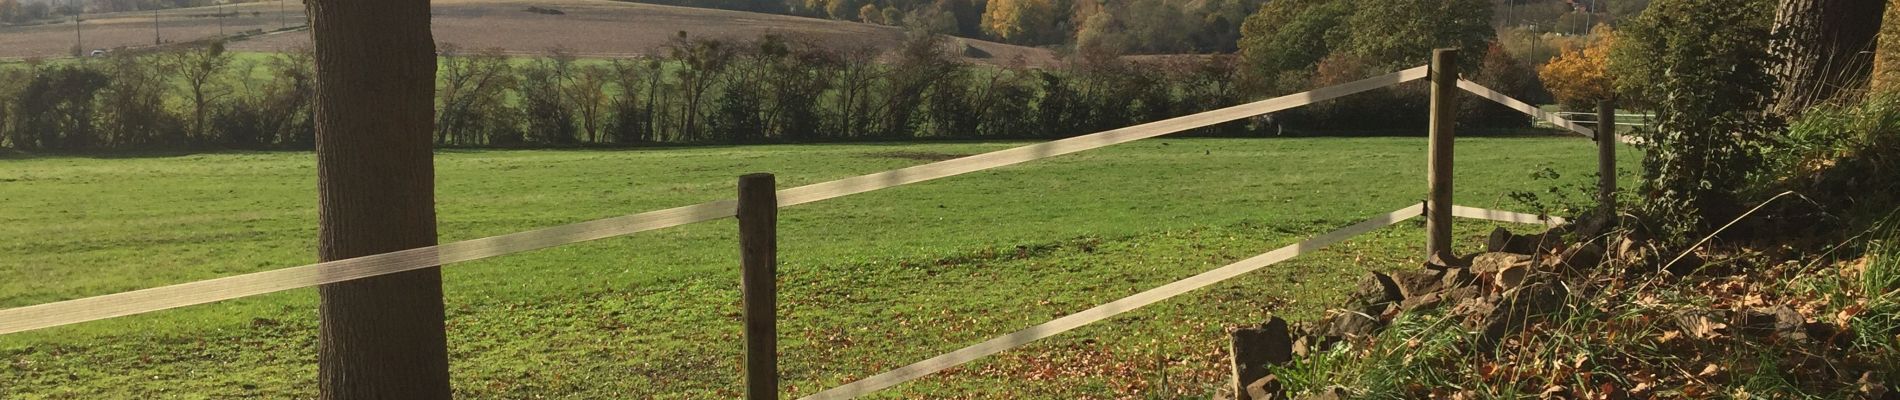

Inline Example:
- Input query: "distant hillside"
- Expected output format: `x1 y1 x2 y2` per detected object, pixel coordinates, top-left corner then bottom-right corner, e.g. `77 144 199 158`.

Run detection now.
0 0 1058 66
618 0 1263 53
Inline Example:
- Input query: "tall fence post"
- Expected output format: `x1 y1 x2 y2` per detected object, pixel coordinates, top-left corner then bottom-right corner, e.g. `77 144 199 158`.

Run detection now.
1596 100 1617 214
737 173 779 400
1426 48 1459 260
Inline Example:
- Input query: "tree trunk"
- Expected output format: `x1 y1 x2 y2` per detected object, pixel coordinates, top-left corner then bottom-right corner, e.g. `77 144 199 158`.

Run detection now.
1771 0 1884 116
1876 1 1900 94
306 0 450 399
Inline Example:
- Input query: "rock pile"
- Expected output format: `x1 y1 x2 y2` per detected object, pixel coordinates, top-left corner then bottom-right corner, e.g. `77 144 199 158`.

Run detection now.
1221 216 1869 399
1226 222 1613 399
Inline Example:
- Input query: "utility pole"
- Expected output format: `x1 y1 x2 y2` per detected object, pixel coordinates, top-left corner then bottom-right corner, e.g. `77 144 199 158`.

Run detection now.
218 1 225 36
154 8 161 45
72 0 82 58
279 0 286 29
1585 0 1596 32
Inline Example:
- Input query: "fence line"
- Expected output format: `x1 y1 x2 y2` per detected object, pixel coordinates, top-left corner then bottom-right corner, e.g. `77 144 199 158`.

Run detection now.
797 203 1563 400
1454 79 1596 138
0 66 1431 336
799 203 1428 400
1450 205 1566 227
776 66 1429 207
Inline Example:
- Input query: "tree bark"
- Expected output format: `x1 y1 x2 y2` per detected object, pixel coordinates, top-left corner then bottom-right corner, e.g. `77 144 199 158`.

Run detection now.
1876 1 1900 93
1771 0 1884 116
307 0 449 399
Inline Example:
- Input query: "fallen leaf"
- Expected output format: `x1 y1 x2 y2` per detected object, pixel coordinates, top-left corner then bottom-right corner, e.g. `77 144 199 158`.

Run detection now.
1698 364 1723 379
1541 385 1567 399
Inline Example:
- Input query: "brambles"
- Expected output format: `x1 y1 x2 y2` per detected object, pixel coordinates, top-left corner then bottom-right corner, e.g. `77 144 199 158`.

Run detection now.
1609 0 1779 241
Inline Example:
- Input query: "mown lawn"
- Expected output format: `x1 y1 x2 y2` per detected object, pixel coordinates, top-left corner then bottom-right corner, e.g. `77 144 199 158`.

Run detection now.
0 137 1639 398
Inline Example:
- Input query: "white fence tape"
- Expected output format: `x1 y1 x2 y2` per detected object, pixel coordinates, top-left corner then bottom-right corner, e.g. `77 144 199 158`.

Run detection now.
798 203 1426 400
1454 79 1596 138
1450 205 1566 227
800 204 1564 399
0 67 1431 335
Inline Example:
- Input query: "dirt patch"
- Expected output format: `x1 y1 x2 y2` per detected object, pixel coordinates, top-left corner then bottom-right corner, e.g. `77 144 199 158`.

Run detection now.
862 151 971 161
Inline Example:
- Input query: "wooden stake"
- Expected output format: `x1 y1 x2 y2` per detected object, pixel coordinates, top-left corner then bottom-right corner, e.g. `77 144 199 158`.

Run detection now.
738 173 779 400
1426 48 1459 260
1596 101 1617 213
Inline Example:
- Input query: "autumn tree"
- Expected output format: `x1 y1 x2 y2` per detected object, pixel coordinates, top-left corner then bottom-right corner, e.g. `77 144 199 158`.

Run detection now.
1539 26 1617 109
981 0 1063 44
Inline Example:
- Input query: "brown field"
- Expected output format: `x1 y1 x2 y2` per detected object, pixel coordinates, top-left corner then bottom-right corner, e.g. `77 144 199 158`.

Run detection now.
0 0 1058 66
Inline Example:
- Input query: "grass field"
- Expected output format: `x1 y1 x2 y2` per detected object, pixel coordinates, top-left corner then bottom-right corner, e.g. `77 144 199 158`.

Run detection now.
0 137 1639 398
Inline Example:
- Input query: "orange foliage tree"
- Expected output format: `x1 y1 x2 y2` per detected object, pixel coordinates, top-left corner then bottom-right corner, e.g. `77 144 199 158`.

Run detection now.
1538 25 1618 109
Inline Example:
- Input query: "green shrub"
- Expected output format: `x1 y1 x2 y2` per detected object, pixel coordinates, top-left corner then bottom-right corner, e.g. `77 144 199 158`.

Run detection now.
1608 0 1778 241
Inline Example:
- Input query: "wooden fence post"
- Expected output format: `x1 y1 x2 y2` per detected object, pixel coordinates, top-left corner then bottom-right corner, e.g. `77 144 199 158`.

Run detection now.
738 173 779 400
1596 101 1617 214
1426 48 1459 260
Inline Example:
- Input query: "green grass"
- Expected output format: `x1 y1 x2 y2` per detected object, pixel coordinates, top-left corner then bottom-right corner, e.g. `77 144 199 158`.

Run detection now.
0 137 1639 398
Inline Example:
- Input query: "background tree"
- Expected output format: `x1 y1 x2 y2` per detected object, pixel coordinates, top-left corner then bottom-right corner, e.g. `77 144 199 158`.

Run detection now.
1464 42 1542 127
166 41 234 144
565 64 613 143
0 65 22 148
980 0 1063 44
828 46 883 138
214 51 316 149
1236 0 1348 95
436 44 517 146
1235 0 1495 130
11 65 109 151
1768 0 1884 117
304 0 452 397
1539 26 1617 109
669 35 736 141
97 53 180 148
755 35 832 141
607 58 664 143
518 48 578 145
265 49 317 147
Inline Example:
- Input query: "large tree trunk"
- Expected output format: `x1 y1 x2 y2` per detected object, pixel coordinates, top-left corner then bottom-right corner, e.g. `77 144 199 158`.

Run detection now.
306 0 450 399
1876 1 1900 93
1770 0 1884 116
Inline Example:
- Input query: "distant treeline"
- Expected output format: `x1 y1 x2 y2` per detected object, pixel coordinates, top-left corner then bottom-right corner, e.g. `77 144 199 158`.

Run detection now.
0 34 1261 152
0 26 1547 153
